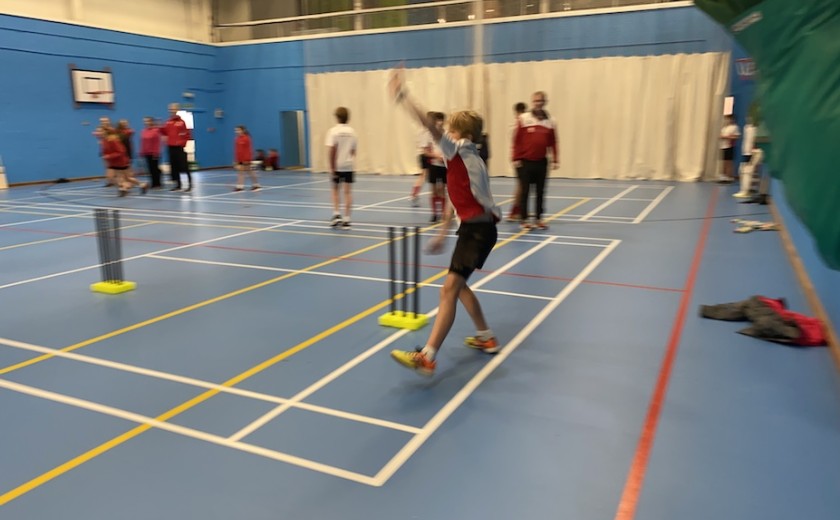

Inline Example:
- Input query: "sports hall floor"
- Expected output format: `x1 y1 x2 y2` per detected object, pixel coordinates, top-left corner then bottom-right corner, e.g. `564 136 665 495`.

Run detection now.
0 170 838 520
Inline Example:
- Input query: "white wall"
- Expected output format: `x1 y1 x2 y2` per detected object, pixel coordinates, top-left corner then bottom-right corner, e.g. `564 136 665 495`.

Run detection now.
0 0 213 42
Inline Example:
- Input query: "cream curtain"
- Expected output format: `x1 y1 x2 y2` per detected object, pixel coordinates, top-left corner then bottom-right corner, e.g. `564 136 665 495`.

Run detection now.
306 52 729 181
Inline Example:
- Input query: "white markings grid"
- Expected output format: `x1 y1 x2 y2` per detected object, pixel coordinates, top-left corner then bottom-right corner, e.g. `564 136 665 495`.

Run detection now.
0 177 665 484
0 236 617 486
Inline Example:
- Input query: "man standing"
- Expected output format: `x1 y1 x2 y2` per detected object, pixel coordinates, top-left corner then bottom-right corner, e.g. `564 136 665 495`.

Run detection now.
512 91 559 230
161 103 192 192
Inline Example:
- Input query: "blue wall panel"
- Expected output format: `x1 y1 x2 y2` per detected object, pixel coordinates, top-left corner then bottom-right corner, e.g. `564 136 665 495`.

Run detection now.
214 42 306 166
301 27 473 73
485 7 732 62
0 15 218 184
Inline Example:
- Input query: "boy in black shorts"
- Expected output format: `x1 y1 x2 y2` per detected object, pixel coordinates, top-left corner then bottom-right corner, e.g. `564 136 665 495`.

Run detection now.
325 107 358 228
389 67 501 377
426 112 448 222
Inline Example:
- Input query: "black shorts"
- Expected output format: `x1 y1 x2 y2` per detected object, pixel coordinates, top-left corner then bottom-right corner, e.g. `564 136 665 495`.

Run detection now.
449 221 497 280
333 171 354 184
418 154 429 170
110 166 129 171
742 154 752 163
427 165 447 185
722 148 734 161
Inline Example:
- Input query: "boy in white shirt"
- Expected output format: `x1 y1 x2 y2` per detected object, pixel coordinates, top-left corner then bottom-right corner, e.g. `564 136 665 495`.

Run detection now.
325 107 358 228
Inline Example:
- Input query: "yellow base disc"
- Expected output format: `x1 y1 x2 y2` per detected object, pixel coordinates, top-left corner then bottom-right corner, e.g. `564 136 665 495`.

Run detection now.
90 281 137 294
378 311 429 331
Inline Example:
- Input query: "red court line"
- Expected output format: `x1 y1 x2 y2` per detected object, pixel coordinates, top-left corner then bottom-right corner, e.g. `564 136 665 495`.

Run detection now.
0 226 683 294
614 186 719 520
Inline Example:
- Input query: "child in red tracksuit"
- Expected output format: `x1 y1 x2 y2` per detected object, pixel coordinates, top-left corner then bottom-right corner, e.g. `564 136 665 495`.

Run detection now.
102 129 147 197
233 126 260 191
266 149 280 170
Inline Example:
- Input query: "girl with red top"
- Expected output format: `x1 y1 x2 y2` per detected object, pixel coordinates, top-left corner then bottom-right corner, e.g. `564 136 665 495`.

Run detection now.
141 117 163 188
102 128 148 197
94 117 116 187
233 126 260 191
117 120 135 162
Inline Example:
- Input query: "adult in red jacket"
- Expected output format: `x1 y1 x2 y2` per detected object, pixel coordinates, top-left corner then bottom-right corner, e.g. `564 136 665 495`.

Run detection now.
512 91 559 230
233 126 260 191
160 103 192 192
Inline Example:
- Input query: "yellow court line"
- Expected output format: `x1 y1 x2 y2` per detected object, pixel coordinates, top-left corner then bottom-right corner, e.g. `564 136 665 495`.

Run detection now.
148 220 385 241
0 227 430 377
0 198 589 506
0 223 152 252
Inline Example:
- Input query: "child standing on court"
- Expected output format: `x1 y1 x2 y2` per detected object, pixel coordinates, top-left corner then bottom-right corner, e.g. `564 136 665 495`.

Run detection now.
388 67 501 377
141 117 163 188
326 107 358 229
233 126 261 191
426 112 449 223
102 128 148 197
507 102 527 221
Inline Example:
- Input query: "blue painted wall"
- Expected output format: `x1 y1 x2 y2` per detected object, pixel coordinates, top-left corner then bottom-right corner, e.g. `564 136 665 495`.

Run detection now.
485 7 732 62
214 42 306 168
301 26 473 73
0 14 219 184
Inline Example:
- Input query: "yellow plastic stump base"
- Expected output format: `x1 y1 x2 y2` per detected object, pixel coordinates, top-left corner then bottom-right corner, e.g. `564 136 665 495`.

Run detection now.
90 280 137 294
379 311 429 331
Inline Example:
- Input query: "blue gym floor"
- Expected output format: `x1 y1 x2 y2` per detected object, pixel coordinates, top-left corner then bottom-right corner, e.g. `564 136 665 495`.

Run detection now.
1 171 839 520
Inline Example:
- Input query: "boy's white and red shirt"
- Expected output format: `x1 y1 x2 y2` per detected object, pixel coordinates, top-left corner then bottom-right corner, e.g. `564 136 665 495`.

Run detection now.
438 134 500 223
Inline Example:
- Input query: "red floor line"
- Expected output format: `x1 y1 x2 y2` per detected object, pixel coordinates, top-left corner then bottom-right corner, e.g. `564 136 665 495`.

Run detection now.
613 187 719 520
1 225 685 294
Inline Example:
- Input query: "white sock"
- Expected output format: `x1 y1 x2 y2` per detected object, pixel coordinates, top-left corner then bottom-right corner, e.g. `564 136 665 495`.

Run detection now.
476 329 494 341
420 345 437 360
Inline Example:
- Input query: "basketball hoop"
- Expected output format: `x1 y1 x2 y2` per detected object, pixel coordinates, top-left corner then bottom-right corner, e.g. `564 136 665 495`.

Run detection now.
736 58 756 80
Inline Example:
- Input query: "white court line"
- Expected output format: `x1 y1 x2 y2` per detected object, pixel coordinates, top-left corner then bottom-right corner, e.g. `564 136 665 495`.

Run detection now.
227 235 559 442
633 186 674 223
2 200 305 227
194 179 330 200
0 378 379 485
1 199 621 244
554 215 636 223
373 239 620 486
545 196 656 202
579 185 638 221
0 212 90 229
149 254 555 301
0 220 304 292
42 190 430 217
0 336 419 434
356 194 415 210
0 223 151 252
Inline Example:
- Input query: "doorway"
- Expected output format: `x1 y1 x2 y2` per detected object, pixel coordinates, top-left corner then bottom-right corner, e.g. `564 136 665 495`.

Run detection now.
280 110 305 168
